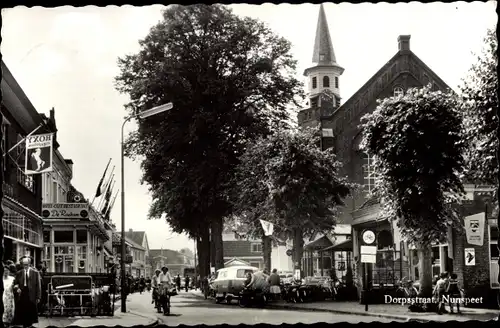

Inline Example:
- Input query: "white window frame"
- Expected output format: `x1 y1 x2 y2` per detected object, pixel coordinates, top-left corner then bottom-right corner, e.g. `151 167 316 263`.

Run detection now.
488 226 499 289
393 86 404 97
362 152 377 193
251 243 262 253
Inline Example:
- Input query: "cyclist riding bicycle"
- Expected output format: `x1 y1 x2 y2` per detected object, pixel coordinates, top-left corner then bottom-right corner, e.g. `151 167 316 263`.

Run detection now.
158 266 174 315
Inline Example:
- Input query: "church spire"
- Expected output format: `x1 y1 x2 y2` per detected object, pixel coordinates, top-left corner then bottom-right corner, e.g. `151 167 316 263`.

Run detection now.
312 4 336 65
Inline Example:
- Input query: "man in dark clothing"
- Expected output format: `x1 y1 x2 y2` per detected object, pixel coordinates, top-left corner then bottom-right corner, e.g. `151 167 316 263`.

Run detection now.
185 275 190 292
175 274 181 291
268 269 281 300
12 257 41 328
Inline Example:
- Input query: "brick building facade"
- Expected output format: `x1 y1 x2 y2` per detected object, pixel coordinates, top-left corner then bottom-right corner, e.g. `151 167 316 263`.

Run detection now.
297 5 498 307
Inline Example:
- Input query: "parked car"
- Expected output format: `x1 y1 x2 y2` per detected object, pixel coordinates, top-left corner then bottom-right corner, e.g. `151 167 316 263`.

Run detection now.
212 266 259 304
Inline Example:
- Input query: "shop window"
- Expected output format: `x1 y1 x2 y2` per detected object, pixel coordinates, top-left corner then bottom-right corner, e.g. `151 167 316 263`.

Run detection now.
76 230 87 244
489 226 499 288
54 246 74 273
54 230 74 243
43 231 50 243
77 245 87 273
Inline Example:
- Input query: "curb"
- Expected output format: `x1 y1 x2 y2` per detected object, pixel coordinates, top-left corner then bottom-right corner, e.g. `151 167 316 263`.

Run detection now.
188 292 407 321
128 311 159 327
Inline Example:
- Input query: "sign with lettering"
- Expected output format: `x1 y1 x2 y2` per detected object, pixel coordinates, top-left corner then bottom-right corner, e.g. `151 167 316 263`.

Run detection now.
25 133 53 175
464 213 485 246
42 203 89 219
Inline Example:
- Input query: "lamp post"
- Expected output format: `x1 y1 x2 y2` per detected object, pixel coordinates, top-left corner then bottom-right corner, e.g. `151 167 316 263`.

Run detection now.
120 102 173 312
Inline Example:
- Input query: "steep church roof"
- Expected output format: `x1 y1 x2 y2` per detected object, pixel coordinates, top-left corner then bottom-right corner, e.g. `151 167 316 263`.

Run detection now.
312 4 337 65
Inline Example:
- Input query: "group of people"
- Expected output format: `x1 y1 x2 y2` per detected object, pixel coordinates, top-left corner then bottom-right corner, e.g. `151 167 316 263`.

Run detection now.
243 268 282 300
2 257 42 328
433 272 462 314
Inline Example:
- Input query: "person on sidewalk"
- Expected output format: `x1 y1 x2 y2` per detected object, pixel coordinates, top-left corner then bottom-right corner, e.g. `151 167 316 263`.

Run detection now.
433 272 449 315
12 257 41 328
3 264 16 326
175 274 181 291
446 273 462 314
151 269 161 305
268 269 281 301
139 275 146 294
185 275 190 292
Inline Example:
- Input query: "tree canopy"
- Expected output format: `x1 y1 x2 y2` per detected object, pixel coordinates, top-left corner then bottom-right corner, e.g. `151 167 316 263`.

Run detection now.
114 4 303 237
232 127 353 239
460 28 498 186
360 85 466 247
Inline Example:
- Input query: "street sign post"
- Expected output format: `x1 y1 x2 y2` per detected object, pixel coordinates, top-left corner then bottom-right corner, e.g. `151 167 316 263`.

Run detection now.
361 229 377 312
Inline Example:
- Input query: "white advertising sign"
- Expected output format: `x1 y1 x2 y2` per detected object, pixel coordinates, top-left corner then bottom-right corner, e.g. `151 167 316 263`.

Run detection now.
360 245 377 255
464 213 485 246
42 203 89 219
294 269 301 280
25 133 54 175
464 248 476 266
361 254 376 263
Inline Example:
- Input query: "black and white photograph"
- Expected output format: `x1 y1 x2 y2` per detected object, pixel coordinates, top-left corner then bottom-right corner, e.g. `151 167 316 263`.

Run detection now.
0 1 499 327
25 133 54 175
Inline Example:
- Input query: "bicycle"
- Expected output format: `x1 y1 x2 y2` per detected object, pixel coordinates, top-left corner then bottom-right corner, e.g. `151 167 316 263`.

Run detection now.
159 284 171 316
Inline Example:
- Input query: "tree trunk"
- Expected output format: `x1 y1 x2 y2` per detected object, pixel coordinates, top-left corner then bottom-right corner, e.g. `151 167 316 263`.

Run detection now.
292 227 304 277
262 235 272 273
417 245 433 297
0 112 4 323
197 224 211 277
210 216 224 270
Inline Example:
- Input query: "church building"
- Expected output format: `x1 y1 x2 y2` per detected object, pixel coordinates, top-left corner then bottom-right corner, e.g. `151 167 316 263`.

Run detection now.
298 4 498 306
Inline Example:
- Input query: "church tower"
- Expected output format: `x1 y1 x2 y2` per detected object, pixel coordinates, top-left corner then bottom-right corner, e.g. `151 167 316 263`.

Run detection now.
304 4 344 110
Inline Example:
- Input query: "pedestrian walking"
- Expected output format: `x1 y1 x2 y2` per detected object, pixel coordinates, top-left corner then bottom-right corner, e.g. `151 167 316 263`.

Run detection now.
12 257 41 328
433 272 449 315
3 264 16 326
175 274 181 291
185 275 190 292
268 269 281 301
446 273 462 314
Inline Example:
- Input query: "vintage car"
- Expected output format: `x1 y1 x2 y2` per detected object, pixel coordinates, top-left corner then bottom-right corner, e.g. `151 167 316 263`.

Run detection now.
212 266 259 304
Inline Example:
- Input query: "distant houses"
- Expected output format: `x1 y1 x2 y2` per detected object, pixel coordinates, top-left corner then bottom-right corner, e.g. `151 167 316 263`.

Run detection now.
149 248 194 276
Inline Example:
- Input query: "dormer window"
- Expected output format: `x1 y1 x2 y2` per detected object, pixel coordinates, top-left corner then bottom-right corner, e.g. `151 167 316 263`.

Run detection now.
393 86 404 97
323 76 330 88
312 77 317 89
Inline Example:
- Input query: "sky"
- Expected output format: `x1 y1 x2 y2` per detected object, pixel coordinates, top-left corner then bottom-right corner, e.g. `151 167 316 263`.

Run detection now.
1 2 496 252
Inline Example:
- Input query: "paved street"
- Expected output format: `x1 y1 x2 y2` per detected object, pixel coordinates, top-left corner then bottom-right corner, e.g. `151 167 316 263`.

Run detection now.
126 290 401 325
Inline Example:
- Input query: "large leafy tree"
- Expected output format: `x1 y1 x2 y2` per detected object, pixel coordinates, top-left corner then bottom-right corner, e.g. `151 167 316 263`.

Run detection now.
232 127 352 273
460 28 498 186
360 85 466 299
460 28 499 286
114 4 303 274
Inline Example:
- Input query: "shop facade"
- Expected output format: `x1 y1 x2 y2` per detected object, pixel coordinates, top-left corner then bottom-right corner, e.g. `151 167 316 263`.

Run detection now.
351 185 499 306
42 203 110 273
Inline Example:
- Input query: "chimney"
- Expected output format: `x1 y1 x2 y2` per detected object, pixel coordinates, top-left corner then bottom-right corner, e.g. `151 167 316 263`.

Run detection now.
398 35 411 52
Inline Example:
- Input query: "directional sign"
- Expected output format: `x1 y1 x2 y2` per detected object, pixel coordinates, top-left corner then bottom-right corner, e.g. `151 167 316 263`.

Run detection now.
361 246 377 255
464 248 475 266
361 254 376 263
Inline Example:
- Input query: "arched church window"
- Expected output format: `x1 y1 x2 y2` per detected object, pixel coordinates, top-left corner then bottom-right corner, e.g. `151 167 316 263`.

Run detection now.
362 152 378 193
323 76 330 88
312 77 317 89
335 76 339 89
393 86 404 97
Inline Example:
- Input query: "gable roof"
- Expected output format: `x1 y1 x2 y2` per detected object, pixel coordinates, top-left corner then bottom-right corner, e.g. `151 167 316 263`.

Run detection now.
224 258 251 267
125 230 145 246
149 249 187 265
223 240 259 258
112 232 145 250
332 40 453 121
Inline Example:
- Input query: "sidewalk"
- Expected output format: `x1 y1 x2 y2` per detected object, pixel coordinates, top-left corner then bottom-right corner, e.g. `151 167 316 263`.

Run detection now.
38 298 158 328
190 290 499 322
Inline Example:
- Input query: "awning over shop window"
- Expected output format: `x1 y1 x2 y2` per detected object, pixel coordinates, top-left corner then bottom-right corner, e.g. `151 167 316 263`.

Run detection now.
321 239 353 252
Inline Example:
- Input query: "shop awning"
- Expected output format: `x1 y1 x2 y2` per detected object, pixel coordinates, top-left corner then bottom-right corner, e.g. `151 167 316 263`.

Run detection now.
321 239 353 252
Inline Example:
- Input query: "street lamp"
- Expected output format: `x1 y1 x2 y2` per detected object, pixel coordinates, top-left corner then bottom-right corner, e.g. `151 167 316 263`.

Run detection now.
120 102 173 312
